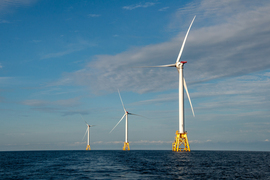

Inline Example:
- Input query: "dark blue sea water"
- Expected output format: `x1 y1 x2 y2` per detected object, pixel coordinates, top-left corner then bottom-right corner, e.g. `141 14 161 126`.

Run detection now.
0 150 270 179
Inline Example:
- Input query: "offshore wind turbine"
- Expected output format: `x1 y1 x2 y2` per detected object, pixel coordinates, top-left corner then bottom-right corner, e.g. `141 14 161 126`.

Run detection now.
110 90 139 150
81 115 94 150
145 16 196 151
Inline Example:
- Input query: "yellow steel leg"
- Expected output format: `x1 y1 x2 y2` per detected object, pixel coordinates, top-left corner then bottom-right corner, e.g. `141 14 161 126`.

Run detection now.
172 130 190 152
123 142 130 151
86 145 91 150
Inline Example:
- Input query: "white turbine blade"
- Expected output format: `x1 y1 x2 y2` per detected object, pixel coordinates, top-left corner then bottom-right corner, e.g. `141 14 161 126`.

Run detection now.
176 15 196 63
82 128 88 141
118 89 126 112
109 114 126 133
135 64 176 68
183 78 195 117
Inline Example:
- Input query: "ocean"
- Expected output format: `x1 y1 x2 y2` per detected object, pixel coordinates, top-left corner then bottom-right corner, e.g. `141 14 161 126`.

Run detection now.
0 150 270 179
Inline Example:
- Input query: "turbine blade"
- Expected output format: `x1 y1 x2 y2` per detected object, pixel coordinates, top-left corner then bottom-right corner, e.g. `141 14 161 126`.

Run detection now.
82 128 88 141
176 15 196 63
80 114 89 126
134 64 176 68
128 113 149 119
118 89 126 112
183 78 195 117
109 114 126 133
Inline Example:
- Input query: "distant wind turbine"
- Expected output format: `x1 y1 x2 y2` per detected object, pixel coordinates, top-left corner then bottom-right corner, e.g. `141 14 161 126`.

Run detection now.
81 115 95 150
143 16 196 151
110 90 141 150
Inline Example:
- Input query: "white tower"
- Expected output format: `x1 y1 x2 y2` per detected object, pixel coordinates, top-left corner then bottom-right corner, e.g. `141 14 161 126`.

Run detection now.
81 116 94 151
86 124 91 150
110 90 142 150
143 16 196 151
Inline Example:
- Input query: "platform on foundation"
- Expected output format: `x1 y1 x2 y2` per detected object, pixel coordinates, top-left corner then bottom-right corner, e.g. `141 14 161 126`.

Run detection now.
86 145 91 150
172 130 190 152
123 142 130 151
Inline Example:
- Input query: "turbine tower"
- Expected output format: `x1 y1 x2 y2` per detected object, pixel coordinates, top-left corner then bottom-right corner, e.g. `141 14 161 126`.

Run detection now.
146 16 196 151
82 116 94 150
110 90 139 150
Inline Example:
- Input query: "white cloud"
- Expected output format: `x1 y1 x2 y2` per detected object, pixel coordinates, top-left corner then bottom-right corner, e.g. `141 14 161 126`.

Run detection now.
0 0 36 12
41 50 76 59
0 20 10 23
123 2 156 10
21 97 87 116
31 40 41 43
40 39 95 59
52 0 270 95
159 7 169 11
134 93 177 105
23 99 48 106
0 77 12 83
88 14 100 17
22 97 81 107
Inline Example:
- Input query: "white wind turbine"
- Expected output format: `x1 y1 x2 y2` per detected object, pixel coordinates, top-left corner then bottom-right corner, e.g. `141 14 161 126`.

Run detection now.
109 90 140 150
145 16 196 151
81 115 94 150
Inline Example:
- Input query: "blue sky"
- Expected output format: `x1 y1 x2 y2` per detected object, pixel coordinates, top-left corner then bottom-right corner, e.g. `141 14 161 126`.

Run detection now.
1 0 270 151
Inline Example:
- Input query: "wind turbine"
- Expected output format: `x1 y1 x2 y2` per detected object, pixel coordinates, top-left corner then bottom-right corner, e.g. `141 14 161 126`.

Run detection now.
110 90 139 150
81 115 94 150
145 16 196 151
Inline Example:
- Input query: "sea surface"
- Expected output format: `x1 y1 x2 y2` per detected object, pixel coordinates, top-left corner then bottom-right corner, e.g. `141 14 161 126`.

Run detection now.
0 150 270 179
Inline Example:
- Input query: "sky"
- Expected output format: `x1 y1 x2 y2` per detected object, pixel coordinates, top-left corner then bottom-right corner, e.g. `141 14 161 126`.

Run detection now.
1 0 270 151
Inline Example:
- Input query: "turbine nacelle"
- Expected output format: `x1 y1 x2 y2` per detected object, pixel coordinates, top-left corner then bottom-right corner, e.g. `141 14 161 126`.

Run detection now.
176 61 187 69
